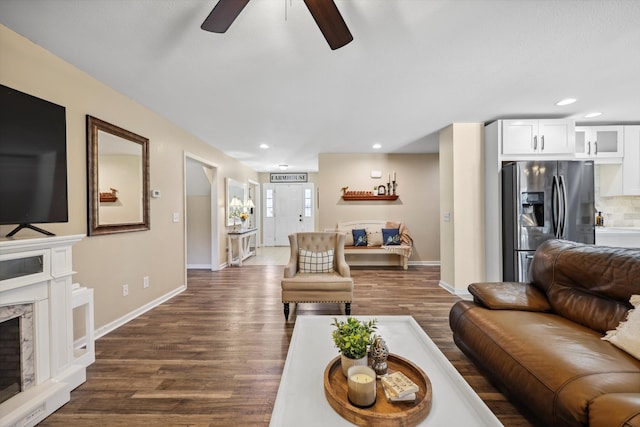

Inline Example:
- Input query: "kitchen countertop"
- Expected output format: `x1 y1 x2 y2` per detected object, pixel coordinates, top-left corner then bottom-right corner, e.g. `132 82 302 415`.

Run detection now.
595 227 640 248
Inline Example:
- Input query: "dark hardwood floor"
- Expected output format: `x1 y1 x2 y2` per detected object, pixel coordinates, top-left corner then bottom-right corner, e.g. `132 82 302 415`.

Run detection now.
39 265 537 426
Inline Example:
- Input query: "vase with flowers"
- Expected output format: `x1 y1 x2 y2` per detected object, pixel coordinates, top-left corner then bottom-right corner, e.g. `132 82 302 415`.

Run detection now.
239 212 250 229
331 317 377 376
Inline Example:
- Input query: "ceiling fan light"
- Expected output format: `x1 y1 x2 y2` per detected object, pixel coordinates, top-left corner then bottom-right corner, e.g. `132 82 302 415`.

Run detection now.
555 98 577 106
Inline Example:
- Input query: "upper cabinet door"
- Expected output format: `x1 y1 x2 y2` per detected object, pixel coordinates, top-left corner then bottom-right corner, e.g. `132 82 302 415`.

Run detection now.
537 120 574 154
622 126 640 194
502 119 574 156
575 126 624 160
502 120 538 155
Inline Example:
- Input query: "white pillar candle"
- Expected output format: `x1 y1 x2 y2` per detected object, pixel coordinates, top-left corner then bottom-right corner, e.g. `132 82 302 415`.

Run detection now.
347 365 377 407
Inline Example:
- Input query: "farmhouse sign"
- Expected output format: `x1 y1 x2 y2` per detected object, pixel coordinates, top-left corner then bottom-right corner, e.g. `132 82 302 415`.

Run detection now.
270 173 308 183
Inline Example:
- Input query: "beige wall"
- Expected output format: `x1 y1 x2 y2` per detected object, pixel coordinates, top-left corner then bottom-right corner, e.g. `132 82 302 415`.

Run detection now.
186 195 212 267
317 153 440 263
0 25 258 331
439 123 485 293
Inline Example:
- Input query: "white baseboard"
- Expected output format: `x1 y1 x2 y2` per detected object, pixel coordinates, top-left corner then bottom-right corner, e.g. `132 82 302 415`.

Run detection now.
408 261 441 267
438 280 471 298
94 285 187 340
187 263 213 269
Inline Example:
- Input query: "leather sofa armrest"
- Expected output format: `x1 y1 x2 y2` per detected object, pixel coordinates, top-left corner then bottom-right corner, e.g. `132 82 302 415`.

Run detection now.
589 393 640 427
468 282 551 312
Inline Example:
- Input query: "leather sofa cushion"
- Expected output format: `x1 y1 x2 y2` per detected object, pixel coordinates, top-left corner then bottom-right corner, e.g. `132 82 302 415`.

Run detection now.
589 393 640 427
530 240 640 333
469 282 551 311
450 300 640 426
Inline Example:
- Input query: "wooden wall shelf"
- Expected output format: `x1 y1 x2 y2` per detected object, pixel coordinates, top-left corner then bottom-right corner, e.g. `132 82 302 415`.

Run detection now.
342 195 399 201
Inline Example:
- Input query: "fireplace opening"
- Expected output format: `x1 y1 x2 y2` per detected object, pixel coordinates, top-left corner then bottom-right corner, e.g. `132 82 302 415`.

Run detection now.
0 316 21 404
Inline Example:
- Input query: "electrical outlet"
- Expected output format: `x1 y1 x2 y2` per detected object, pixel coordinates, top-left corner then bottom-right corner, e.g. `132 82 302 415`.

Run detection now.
123 284 129 296
143 276 149 288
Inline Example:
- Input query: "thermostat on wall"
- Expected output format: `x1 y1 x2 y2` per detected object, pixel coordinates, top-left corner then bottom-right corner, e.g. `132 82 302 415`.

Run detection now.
370 170 382 179
151 190 161 198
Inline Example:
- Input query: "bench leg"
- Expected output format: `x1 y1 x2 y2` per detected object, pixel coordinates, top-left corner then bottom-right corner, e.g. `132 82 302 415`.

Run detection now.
345 303 351 315
283 303 290 320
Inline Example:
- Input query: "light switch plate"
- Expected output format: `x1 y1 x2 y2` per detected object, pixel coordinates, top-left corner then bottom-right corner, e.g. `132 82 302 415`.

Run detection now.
172 212 179 223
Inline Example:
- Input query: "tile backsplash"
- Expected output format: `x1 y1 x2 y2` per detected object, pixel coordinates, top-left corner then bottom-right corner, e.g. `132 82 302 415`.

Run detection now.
594 166 640 227
595 196 640 227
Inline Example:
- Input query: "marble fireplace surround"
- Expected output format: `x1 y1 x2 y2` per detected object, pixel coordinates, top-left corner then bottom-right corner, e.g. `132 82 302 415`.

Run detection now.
0 235 86 427
0 303 35 403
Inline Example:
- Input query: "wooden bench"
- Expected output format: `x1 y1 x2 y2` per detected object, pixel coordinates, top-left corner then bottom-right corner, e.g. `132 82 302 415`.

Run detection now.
328 221 412 270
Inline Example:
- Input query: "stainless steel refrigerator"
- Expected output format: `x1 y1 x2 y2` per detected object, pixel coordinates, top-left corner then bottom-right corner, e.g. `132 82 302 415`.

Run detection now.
502 160 595 282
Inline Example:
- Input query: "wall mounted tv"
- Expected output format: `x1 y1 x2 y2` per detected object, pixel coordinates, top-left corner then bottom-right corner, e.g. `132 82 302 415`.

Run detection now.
0 84 68 237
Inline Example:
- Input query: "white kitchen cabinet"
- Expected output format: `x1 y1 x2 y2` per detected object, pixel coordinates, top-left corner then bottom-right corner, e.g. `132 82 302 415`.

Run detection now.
502 119 574 156
622 125 640 194
575 126 624 162
597 126 640 196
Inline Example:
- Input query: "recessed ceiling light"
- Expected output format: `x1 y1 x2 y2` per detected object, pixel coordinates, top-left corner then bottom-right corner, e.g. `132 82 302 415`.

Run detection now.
278 164 288 170
259 143 269 149
372 143 382 149
555 98 577 106
584 112 603 118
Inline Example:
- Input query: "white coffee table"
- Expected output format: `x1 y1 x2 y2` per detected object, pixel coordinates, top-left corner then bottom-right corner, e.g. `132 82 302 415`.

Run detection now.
271 315 503 426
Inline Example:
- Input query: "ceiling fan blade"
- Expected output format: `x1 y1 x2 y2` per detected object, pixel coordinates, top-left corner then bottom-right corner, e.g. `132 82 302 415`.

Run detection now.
201 0 250 33
303 0 353 50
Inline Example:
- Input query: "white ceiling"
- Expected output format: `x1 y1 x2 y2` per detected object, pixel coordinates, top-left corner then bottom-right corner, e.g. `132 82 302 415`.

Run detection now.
1 0 639 172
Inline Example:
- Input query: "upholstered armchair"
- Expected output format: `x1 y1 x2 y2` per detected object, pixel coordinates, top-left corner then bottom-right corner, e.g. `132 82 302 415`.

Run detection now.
281 232 354 321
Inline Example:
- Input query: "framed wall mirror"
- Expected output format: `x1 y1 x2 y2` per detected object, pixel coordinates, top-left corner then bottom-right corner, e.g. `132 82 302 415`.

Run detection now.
87 115 150 236
226 178 246 227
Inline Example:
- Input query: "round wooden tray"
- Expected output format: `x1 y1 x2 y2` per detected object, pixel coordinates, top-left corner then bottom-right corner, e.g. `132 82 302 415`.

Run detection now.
323 354 432 427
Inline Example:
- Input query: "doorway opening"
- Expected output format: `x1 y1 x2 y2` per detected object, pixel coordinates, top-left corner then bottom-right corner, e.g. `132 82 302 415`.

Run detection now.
184 154 220 271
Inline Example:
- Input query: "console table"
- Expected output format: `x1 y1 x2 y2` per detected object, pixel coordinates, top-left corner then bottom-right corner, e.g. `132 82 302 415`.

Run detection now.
227 228 257 267
271 316 502 426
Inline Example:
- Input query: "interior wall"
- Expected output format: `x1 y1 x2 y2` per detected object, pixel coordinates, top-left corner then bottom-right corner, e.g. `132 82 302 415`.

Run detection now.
186 196 212 268
439 123 485 293
0 25 258 331
439 127 455 287
317 153 440 263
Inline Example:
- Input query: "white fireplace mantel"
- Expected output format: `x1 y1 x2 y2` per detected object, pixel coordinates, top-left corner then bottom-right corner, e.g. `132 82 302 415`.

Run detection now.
0 234 87 427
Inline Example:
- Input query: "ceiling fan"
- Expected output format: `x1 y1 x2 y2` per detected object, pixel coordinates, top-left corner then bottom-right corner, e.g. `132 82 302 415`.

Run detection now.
201 0 353 50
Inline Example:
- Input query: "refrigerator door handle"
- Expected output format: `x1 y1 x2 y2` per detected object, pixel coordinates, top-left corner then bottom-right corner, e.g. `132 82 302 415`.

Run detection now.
552 176 560 237
559 175 568 238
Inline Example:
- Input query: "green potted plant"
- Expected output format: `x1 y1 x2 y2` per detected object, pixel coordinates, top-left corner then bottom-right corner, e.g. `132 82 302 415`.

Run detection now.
331 317 377 376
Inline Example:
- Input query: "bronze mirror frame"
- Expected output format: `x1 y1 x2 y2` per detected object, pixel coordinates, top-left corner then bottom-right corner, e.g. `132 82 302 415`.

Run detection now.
86 115 150 236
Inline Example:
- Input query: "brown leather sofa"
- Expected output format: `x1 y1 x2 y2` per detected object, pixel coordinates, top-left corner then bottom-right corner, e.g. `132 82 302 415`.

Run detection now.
449 240 640 427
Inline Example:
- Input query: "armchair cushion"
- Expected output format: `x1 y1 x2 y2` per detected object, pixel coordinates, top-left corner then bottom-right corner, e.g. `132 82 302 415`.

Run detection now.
298 248 334 273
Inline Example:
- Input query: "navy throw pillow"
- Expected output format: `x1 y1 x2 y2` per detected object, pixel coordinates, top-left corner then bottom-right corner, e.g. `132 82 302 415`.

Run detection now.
382 228 401 245
352 229 368 246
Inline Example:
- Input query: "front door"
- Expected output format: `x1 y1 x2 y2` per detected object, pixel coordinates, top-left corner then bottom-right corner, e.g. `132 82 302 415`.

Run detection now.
263 183 314 246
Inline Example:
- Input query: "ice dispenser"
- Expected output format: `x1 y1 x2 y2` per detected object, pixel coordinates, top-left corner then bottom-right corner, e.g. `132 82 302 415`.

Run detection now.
520 192 544 227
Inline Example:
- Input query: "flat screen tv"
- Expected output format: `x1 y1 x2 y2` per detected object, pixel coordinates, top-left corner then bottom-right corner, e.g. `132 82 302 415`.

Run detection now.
0 84 68 237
